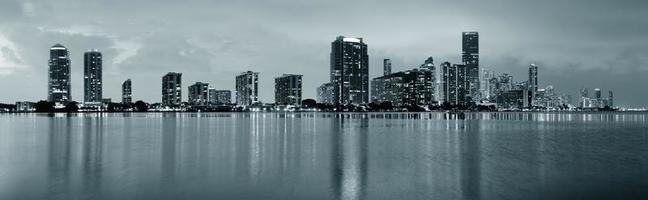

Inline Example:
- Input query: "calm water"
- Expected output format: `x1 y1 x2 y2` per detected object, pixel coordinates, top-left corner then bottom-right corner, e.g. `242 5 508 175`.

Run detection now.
1 112 647 200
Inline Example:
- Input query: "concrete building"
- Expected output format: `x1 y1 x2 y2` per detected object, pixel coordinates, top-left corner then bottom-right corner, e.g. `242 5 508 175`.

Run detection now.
188 82 209 105
209 89 231 104
371 68 434 106
162 72 182 106
317 82 336 105
235 71 259 105
274 74 303 105
122 79 132 104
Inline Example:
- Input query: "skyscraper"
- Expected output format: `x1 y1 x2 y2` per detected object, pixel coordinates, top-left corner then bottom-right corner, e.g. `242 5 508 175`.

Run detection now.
608 90 614 108
235 71 259 105
48 44 71 104
188 82 209 105
462 32 479 102
580 87 589 108
122 79 132 104
441 62 469 105
420 57 436 101
274 74 303 105
383 59 392 76
84 50 102 103
528 64 538 104
594 88 602 108
208 89 231 104
330 36 369 106
162 72 182 106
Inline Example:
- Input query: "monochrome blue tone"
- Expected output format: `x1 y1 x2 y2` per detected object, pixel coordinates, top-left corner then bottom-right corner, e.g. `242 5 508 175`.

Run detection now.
1 112 647 199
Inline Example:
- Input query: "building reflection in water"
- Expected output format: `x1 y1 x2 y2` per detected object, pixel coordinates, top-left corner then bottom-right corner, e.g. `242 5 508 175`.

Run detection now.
459 120 481 200
331 114 369 200
81 114 104 197
47 116 73 198
160 113 179 188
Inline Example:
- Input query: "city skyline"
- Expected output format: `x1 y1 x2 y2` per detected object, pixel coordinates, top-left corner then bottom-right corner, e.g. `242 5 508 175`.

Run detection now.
1 0 647 107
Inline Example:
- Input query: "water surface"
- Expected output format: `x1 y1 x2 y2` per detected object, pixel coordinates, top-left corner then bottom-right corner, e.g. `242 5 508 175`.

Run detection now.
1 112 647 199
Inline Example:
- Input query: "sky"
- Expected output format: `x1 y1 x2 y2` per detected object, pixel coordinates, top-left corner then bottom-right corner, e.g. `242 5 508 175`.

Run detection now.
0 0 647 107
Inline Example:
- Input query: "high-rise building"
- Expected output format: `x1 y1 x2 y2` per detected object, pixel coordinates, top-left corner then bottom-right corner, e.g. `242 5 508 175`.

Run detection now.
383 59 392 76
208 89 231 104
528 64 538 104
371 68 434 106
330 36 369 106
317 82 336 105
441 62 469 105
594 88 602 108
235 71 259 105
420 57 436 101
162 72 182 106
84 50 102 103
122 79 132 104
481 69 494 100
274 74 303 105
579 87 589 108
48 44 72 104
608 90 614 108
188 82 209 105
462 32 479 102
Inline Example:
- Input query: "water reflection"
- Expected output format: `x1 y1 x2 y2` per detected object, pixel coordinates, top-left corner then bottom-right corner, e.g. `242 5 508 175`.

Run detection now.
47 117 72 198
0 112 645 199
331 116 369 200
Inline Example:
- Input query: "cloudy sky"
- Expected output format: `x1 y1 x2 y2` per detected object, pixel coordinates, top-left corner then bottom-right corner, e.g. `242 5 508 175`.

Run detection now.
0 0 647 107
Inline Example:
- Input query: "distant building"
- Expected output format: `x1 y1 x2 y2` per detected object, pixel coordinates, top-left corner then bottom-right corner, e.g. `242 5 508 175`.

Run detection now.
371 68 434 107
330 36 369 105
122 79 132 104
608 90 614 108
188 82 209 105
235 71 259 105
101 98 112 104
593 88 602 108
462 32 479 101
317 82 336 105
497 89 531 109
16 102 35 112
440 62 469 105
162 72 182 106
420 57 436 101
528 64 538 104
84 50 102 103
48 44 72 104
275 74 303 105
383 59 392 76
481 69 495 100
209 89 231 104
579 87 589 108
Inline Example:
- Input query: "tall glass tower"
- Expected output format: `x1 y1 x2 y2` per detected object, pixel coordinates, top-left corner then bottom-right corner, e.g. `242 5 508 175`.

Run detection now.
330 36 369 106
462 32 479 102
84 50 103 103
48 44 71 104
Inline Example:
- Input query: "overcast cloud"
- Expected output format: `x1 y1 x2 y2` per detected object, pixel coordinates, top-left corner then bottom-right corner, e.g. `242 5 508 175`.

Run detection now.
1 0 647 107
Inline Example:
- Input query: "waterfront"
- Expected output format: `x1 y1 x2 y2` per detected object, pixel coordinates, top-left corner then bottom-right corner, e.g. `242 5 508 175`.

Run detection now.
1 112 647 199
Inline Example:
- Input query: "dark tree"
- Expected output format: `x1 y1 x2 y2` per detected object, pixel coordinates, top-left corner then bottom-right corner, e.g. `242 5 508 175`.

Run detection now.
64 101 79 112
380 101 394 111
35 101 55 113
134 101 148 112
107 103 125 112
301 99 317 108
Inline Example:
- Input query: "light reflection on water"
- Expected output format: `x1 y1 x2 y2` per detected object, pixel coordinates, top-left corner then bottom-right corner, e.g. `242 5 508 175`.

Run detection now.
0 112 647 200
